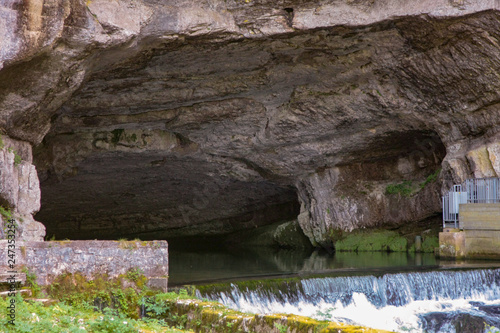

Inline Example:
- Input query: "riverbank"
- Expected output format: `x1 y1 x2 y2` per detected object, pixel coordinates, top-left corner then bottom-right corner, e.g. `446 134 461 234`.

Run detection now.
0 294 190 332
0 271 389 333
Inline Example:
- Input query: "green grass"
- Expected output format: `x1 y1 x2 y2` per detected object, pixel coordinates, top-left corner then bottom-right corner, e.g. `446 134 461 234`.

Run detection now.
0 294 189 333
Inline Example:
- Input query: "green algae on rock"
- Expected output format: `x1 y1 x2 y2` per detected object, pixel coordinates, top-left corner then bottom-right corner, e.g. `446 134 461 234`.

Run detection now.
159 298 394 333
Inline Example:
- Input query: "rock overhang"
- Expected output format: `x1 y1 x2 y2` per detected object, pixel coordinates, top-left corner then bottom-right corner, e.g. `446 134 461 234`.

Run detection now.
0 0 500 245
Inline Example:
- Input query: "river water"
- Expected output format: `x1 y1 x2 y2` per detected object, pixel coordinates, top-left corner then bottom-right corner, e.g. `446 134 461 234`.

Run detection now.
169 247 500 332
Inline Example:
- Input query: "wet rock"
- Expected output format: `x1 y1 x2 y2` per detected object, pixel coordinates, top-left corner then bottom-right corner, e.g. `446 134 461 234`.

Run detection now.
227 219 312 249
422 312 486 333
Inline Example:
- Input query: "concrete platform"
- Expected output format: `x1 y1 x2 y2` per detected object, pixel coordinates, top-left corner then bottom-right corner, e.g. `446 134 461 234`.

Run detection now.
439 204 500 259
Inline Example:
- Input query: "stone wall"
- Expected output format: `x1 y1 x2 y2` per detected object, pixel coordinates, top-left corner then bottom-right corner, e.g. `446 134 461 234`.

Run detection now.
0 240 168 290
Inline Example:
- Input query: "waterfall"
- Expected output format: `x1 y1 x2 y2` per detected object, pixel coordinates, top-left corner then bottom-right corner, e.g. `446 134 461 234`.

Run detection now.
198 269 500 333
302 269 500 307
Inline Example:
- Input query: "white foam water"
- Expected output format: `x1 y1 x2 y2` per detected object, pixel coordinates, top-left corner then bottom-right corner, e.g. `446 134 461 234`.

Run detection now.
200 269 500 333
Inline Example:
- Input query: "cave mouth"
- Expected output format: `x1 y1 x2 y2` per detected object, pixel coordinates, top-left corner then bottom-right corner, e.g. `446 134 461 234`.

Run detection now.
34 149 301 242
33 129 446 243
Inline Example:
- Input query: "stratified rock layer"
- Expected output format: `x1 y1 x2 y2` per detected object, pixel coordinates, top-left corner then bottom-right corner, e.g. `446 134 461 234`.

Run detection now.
1 0 500 246
0 135 44 241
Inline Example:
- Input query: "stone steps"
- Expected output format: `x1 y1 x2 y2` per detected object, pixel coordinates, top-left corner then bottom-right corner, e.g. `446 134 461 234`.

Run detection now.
0 273 26 285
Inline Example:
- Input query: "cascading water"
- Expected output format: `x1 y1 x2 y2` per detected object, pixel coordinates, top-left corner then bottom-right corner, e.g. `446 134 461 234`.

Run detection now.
197 269 500 333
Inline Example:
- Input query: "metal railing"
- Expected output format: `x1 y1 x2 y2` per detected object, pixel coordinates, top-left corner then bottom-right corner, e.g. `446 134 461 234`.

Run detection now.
463 178 500 203
442 177 500 228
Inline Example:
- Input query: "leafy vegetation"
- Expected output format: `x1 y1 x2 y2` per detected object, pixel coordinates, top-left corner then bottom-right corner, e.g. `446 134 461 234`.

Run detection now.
0 294 188 333
4 146 22 166
385 169 441 197
22 267 41 298
274 322 288 333
47 271 148 319
385 180 413 197
111 129 125 144
14 152 22 166
0 265 392 333
126 267 144 282
0 268 194 332
0 206 12 220
0 272 390 333
419 168 441 189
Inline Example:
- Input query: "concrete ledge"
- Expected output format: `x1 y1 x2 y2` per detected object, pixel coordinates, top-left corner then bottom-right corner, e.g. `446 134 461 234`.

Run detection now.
0 289 31 297
0 240 168 287
0 273 26 284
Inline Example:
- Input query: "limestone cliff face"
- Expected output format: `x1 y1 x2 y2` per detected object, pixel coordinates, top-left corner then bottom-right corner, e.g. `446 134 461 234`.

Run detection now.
0 136 44 241
1 0 500 246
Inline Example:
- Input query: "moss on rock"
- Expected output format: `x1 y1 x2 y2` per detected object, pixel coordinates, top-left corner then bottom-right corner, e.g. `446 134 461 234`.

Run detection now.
334 230 408 252
47 270 150 319
331 216 441 254
421 235 439 253
274 220 313 249
162 298 394 333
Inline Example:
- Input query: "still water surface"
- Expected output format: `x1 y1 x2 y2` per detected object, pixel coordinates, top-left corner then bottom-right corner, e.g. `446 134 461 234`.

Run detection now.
169 246 498 286
169 247 500 332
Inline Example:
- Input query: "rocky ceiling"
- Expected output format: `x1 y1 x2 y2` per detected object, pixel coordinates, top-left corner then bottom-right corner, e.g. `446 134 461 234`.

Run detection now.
2 0 500 245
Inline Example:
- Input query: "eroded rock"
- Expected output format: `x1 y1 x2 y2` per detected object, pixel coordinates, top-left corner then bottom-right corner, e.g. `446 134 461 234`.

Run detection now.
1 1 500 246
0 135 44 241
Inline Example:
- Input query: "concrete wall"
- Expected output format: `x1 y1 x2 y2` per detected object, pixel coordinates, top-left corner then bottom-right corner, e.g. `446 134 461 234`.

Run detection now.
0 240 168 289
439 230 465 259
460 203 500 258
440 203 500 259
460 203 500 230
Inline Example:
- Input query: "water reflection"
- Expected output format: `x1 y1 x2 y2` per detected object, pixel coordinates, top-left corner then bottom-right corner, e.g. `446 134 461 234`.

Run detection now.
168 246 441 286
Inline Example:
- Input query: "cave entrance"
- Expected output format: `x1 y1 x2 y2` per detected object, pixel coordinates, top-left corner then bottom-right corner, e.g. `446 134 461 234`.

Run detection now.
34 150 301 243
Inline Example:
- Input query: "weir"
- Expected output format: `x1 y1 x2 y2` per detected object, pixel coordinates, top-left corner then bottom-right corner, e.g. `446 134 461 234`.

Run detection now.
197 269 500 332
